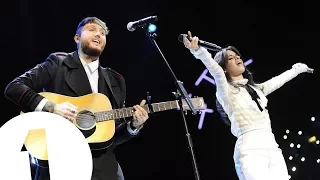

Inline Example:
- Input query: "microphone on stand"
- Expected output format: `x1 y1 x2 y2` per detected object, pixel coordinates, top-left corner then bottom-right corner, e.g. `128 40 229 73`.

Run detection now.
178 34 222 52
127 16 158 32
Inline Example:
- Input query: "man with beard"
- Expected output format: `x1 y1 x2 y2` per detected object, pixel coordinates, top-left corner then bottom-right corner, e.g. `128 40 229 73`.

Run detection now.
4 17 149 180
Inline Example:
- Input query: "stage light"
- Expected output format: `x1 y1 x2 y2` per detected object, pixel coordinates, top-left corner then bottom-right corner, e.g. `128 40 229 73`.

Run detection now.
308 136 317 143
286 129 290 134
148 24 157 33
290 143 294 148
282 116 320 179
311 117 315 121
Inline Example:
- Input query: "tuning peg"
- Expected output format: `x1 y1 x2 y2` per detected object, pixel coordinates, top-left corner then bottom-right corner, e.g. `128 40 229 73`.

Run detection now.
146 91 154 114
147 91 151 104
172 91 181 100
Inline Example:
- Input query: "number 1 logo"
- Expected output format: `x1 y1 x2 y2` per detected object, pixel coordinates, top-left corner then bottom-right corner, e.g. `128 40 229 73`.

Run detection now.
0 112 93 180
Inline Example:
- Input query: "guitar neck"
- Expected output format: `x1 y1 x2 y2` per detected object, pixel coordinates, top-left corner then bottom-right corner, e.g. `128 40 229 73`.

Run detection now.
94 100 179 122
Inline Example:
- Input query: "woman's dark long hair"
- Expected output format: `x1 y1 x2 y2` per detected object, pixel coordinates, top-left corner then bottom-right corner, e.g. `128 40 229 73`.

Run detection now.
214 46 255 126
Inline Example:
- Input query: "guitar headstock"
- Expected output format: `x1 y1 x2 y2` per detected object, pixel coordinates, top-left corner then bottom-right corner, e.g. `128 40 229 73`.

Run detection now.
181 97 206 111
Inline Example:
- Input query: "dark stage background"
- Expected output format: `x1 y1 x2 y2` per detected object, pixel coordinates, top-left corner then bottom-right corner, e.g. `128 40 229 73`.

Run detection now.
1 0 319 179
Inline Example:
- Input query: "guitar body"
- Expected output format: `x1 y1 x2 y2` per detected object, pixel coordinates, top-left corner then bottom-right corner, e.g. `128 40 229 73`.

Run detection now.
23 92 115 166
20 92 205 167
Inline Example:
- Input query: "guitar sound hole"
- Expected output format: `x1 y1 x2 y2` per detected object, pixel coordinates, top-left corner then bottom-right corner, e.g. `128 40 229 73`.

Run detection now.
76 110 95 129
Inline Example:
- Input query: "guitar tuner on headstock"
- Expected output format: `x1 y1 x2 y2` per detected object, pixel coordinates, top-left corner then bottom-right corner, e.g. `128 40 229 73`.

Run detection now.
171 91 181 100
181 96 206 114
146 91 153 114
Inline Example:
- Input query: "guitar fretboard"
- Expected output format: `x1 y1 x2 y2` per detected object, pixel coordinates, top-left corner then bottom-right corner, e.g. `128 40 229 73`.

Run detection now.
94 100 179 122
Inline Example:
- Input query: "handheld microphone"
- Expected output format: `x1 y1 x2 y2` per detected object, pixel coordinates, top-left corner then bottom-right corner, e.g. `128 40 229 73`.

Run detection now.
178 34 222 52
127 16 158 32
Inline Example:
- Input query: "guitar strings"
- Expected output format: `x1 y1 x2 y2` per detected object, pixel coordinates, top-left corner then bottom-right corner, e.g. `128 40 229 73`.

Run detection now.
74 113 132 121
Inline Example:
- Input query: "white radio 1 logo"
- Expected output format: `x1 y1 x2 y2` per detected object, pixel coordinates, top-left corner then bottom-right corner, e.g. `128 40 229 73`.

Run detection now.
0 112 93 180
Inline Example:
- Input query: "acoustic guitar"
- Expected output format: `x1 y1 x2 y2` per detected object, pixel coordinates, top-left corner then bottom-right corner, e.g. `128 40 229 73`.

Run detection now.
22 92 205 167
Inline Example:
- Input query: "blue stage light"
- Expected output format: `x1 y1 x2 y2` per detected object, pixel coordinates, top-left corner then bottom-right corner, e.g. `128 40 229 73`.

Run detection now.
148 24 157 33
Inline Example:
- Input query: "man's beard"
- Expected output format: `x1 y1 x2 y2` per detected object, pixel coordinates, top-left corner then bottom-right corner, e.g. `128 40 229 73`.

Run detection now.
81 43 102 57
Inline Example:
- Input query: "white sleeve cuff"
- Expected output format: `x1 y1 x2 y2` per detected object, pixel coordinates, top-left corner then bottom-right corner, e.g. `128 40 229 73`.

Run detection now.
34 98 48 112
190 47 212 61
127 122 141 136
190 46 205 56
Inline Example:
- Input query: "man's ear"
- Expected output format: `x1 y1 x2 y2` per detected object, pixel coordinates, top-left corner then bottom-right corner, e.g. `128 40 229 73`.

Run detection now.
74 34 80 43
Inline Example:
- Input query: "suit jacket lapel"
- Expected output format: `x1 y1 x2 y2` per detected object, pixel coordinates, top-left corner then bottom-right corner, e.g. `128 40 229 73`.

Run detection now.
99 67 120 108
63 51 92 96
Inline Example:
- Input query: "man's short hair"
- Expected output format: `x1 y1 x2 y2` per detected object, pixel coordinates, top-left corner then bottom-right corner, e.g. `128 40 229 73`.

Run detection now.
76 17 110 35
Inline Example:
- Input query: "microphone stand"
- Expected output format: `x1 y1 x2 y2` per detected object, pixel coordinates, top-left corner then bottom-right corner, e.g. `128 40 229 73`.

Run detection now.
140 26 201 180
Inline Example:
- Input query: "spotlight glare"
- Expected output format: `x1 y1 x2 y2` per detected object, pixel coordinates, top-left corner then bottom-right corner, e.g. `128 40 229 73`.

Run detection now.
290 143 294 148
308 136 317 143
311 117 315 121
298 131 302 135
286 129 290 134
283 135 287 139
301 157 305 161
292 167 296 171
297 144 301 148
289 156 293 160
148 24 157 33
